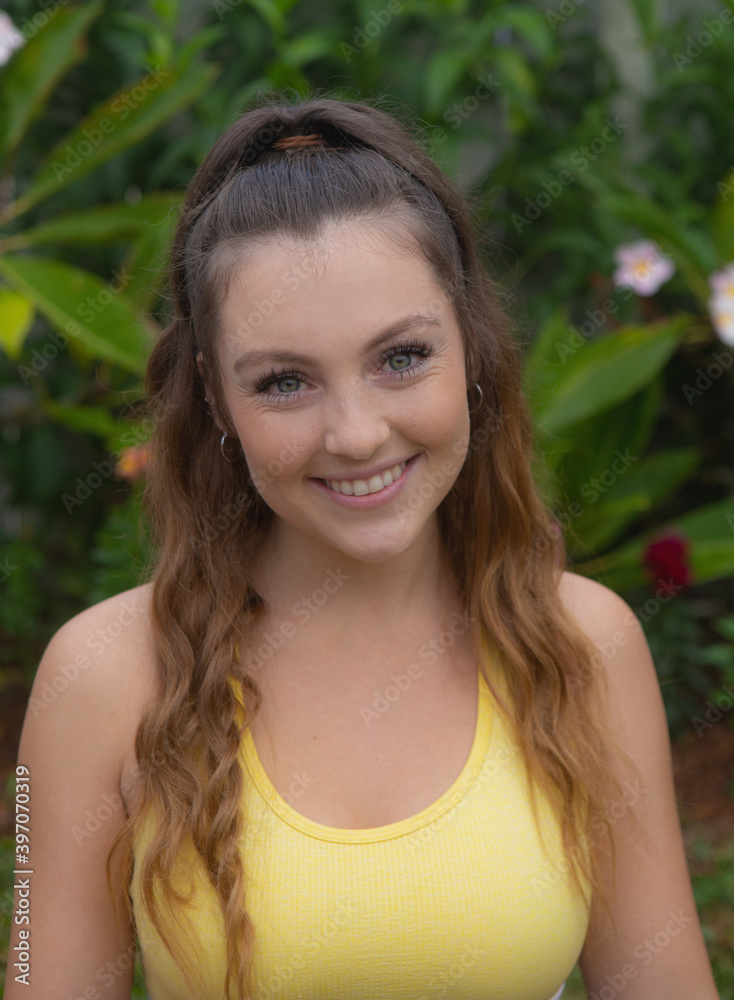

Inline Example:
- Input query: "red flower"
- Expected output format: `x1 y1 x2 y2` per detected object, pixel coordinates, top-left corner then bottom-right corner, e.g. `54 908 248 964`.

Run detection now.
643 531 692 591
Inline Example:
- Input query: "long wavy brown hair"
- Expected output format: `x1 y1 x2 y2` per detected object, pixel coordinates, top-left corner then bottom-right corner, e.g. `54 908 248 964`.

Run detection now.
108 90 640 999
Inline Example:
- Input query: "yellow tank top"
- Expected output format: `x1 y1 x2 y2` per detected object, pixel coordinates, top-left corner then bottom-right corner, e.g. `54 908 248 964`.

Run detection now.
130 637 590 1000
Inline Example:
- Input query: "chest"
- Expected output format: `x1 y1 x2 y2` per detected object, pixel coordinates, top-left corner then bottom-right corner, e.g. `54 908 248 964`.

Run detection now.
246 648 480 829
131 688 590 1000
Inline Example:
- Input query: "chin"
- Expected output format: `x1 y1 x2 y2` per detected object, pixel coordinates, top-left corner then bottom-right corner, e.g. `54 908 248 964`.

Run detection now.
325 524 428 565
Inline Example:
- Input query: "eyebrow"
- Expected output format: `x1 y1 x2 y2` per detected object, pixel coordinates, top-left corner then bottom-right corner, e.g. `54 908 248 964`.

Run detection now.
232 314 443 374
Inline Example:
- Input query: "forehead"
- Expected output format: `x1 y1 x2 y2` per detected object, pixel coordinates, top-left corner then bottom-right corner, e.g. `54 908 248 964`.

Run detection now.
215 220 454 362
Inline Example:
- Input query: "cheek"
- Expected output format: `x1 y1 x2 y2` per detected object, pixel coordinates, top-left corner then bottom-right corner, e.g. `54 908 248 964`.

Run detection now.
236 419 311 493
406 381 470 449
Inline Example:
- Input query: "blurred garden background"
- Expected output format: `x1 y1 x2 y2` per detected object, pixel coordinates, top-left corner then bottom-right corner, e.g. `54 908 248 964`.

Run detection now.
0 0 733 994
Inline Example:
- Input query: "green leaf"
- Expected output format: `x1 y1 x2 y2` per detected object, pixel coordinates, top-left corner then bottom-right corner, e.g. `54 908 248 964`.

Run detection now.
177 24 227 69
6 193 181 248
691 541 734 585
0 254 154 373
121 216 177 311
10 60 219 220
711 166 734 263
555 379 662 493
567 447 700 556
0 2 103 162
492 47 538 131
246 0 286 34
494 6 554 60
524 307 574 403
575 497 734 590
534 315 689 434
41 400 121 439
624 0 661 44
278 31 335 68
0 288 35 358
425 49 472 117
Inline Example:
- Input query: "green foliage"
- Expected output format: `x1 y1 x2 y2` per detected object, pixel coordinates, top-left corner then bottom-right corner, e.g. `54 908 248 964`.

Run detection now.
0 0 732 698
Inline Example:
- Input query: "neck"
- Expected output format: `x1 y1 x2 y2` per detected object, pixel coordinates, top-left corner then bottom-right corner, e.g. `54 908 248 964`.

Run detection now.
248 515 463 635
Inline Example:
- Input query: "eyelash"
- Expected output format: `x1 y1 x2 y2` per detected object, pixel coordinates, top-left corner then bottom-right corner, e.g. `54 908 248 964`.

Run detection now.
252 339 435 403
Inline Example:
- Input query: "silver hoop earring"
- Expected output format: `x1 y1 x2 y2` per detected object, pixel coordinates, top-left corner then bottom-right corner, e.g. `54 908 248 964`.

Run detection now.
220 431 237 463
468 381 483 415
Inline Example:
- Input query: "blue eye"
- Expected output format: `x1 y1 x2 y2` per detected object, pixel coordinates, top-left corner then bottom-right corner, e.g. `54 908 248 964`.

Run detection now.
253 339 435 403
380 340 435 378
253 369 304 402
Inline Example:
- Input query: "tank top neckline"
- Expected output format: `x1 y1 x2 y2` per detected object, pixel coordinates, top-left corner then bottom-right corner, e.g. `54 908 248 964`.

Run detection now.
238 663 494 844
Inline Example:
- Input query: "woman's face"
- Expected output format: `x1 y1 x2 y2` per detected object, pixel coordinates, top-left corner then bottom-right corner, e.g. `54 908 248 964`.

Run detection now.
200 219 471 564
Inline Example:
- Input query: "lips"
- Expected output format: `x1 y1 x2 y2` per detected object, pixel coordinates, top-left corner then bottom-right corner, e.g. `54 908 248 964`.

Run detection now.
310 453 419 507
321 460 408 496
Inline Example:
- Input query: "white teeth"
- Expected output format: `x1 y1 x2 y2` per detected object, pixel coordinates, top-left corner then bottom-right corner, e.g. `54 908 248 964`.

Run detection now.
326 461 407 496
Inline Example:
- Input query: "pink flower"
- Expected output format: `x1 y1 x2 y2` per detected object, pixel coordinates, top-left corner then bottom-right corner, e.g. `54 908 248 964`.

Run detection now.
612 240 675 296
0 13 24 67
708 263 734 347
115 443 150 481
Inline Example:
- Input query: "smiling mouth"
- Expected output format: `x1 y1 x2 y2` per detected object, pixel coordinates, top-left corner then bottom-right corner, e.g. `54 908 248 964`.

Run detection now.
320 460 409 496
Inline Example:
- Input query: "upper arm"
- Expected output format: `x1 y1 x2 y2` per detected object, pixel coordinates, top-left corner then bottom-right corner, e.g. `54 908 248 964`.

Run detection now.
4 587 154 1000
558 572 720 1000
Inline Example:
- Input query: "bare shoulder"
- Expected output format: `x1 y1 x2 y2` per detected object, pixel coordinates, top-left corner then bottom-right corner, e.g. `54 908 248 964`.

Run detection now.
7 583 161 999
556 571 664 753
557 589 719 993
557 570 643 643
42 583 157 675
26 581 160 755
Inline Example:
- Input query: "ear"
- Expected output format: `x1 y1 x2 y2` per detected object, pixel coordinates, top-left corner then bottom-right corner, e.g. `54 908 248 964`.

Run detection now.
196 350 207 388
196 351 226 433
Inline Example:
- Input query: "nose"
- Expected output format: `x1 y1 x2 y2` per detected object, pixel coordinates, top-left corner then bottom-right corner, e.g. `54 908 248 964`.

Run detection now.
322 383 392 460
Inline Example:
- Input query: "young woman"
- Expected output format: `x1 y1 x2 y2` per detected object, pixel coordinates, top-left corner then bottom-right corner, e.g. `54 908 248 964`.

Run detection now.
7 94 720 1000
